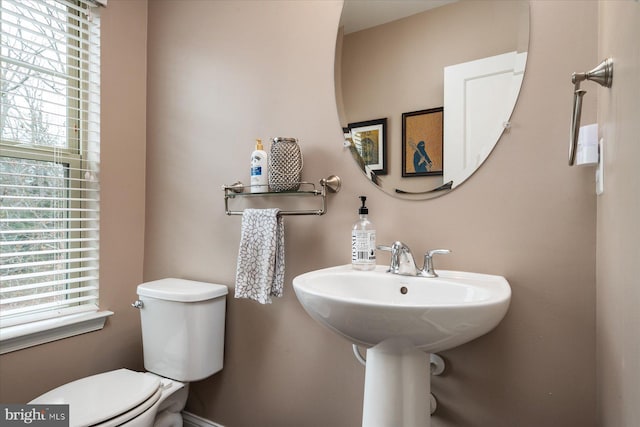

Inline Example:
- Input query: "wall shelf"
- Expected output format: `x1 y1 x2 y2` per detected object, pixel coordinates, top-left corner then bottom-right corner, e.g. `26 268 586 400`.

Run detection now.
222 175 341 216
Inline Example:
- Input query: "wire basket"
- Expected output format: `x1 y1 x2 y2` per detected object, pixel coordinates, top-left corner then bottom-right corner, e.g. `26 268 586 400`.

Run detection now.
269 137 303 191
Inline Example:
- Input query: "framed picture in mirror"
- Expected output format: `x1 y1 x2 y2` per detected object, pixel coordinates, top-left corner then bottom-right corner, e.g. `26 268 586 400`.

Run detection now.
402 108 444 177
347 118 387 176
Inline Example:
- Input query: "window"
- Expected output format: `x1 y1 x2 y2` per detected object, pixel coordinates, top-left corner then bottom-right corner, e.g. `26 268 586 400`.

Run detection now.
0 0 107 351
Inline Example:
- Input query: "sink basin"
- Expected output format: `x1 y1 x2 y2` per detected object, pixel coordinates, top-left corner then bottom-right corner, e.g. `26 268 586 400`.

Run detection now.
293 264 511 427
293 264 511 353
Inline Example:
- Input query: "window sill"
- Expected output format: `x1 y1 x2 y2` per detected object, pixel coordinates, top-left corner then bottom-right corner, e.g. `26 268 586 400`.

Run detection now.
0 310 113 354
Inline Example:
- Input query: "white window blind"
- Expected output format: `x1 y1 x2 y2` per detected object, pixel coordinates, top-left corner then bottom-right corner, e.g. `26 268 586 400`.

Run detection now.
1 0 101 328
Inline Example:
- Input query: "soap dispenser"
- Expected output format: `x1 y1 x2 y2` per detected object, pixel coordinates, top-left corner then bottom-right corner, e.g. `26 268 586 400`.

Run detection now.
352 196 376 270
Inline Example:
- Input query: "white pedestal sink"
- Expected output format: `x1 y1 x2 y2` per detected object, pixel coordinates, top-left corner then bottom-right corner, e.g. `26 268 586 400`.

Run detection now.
293 264 511 427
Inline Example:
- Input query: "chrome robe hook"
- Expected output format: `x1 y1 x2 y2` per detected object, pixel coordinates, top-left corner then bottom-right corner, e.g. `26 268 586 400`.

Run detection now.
569 58 613 166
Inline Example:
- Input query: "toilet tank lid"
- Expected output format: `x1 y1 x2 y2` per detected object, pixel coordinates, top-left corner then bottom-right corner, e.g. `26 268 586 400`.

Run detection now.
137 278 228 302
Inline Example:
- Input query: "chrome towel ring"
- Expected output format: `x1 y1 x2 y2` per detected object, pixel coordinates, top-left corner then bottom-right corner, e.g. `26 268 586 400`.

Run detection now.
569 58 613 166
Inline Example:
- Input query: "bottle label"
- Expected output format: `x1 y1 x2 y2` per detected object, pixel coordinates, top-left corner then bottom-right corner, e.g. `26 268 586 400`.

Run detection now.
352 230 376 263
251 166 262 176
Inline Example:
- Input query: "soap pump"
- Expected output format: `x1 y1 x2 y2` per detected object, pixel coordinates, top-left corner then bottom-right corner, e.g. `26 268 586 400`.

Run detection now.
351 196 376 270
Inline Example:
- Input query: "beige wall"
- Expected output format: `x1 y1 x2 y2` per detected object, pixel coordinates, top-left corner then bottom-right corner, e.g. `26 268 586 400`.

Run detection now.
596 1 640 426
0 0 148 403
145 1 597 426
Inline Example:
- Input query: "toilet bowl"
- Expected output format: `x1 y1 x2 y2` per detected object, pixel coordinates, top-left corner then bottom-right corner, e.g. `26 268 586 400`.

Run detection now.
30 279 227 427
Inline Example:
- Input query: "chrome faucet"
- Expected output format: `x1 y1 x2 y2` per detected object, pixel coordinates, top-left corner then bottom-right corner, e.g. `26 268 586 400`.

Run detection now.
377 241 419 275
378 242 450 278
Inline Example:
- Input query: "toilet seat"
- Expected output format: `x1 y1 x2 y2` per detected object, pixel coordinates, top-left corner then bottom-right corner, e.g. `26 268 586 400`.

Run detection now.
30 369 162 427
97 387 162 427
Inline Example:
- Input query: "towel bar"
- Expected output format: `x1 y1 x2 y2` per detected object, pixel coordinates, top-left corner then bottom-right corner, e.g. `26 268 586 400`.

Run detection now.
222 175 341 216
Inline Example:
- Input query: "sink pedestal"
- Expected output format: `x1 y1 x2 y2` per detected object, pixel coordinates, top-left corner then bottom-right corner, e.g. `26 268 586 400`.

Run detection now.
362 340 431 427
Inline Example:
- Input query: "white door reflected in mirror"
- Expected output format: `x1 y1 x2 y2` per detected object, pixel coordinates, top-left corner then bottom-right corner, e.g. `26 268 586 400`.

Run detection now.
444 51 527 185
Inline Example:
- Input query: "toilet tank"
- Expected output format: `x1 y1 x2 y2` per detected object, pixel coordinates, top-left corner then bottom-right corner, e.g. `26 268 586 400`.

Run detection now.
136 278 228 382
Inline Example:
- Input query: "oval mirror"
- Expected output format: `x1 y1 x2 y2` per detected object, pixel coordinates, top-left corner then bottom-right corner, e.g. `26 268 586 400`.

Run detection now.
335 0 530 199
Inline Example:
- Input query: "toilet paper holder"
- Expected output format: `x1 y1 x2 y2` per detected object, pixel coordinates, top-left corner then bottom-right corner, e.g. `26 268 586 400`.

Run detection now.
569 58 613 166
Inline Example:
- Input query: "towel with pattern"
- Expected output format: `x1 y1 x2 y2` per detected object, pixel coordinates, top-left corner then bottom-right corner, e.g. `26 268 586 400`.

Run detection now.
235 208 284 304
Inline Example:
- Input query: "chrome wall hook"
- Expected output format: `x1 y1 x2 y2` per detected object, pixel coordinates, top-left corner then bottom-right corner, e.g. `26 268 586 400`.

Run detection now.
569 58 613 166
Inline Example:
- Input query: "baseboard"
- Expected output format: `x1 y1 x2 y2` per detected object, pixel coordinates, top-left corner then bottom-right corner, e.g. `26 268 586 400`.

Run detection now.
182 411 225 427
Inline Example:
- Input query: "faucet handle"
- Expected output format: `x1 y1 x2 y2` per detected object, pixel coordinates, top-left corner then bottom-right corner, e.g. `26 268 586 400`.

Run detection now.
376 242 408 255
427 249 451 257
421 249 451 278
376 244 395 273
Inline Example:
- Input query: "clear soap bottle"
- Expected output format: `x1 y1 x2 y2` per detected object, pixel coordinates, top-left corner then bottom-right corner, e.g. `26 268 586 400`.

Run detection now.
351 196 376 270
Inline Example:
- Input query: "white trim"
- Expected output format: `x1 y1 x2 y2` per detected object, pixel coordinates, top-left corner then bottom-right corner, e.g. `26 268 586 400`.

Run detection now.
0 310 113 354
182 411 225 427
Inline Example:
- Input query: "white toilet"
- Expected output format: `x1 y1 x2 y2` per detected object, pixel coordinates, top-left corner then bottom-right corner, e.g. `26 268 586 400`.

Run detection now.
30 278 228 427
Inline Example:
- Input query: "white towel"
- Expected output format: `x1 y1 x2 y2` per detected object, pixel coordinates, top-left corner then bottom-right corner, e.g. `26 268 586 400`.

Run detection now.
235 208 285 304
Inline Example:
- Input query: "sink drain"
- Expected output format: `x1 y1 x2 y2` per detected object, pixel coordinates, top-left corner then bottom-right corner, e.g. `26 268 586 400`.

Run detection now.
400 286 408 294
